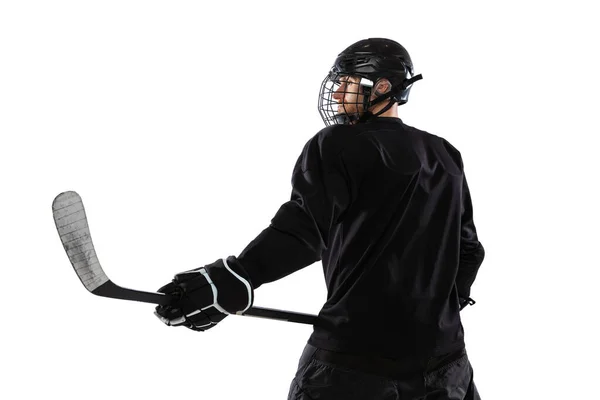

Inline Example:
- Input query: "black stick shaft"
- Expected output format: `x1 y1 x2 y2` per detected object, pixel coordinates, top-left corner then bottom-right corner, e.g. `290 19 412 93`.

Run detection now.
242 307 318 325
93 281 318 325
94 281 173 305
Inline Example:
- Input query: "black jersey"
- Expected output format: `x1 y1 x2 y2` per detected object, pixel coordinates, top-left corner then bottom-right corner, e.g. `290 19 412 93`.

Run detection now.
231 117 485 360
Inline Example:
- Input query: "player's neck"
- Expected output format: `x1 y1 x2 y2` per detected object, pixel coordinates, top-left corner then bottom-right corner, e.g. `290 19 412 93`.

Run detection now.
373 104 399 119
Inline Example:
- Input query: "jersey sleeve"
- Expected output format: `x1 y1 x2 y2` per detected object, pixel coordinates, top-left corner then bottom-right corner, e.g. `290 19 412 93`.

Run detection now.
232 132 353 290
456 171 485 299
441 138 485 300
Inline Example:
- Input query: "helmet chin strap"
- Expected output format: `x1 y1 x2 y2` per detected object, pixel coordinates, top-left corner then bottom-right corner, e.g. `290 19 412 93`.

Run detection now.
357 92 395 123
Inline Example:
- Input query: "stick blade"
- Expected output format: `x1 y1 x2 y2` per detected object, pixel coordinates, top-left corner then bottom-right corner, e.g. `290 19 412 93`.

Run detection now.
52 191 109 292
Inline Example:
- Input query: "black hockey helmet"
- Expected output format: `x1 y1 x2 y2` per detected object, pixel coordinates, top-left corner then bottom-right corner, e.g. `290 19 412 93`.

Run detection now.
318 38 423 126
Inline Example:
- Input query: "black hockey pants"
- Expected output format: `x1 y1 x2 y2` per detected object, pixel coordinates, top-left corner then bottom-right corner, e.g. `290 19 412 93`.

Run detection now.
287 343 480 400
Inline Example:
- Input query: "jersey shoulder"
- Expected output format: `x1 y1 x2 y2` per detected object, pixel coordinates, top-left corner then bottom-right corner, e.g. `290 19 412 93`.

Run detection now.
438 137 463 170
295 124 364 173
403 123 464 170
405 124 464 175
313 124 367 160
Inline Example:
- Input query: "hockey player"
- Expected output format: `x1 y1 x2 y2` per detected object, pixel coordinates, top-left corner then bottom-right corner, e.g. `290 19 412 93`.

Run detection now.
154 38 485 399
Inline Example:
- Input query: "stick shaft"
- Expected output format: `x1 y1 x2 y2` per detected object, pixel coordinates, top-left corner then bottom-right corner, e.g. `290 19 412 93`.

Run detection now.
242 307 318 325
94 281 173 305
93 281 318 325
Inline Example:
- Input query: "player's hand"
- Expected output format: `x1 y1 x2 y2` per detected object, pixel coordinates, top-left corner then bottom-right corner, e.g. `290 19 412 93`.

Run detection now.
154 257 254 332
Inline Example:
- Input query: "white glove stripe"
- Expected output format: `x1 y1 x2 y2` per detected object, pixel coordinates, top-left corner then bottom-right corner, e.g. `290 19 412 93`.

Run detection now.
186 309 202 317
222 257 253 315
199 267 231 315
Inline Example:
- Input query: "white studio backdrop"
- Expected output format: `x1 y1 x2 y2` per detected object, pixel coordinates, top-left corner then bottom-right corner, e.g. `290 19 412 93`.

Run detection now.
1 1 598 399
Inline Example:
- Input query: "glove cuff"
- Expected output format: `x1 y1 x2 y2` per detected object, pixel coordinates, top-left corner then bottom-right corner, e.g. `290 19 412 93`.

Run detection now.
222 256 254 314
201 256 255 315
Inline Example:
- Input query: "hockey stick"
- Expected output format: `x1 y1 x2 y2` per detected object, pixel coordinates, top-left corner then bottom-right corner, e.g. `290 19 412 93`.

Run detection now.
52 191 319 326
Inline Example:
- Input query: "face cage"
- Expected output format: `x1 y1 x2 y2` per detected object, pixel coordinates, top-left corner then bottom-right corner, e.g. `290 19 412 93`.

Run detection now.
318 72 374 126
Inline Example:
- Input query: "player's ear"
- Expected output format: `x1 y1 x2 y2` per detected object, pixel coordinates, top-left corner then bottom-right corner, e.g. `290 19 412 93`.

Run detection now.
374 78 391 96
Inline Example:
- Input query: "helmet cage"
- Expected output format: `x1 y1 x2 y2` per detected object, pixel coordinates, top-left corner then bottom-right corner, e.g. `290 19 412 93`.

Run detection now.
318 69 375 127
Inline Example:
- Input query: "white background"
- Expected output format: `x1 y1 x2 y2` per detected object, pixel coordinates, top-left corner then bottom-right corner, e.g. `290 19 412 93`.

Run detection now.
1 1 598 399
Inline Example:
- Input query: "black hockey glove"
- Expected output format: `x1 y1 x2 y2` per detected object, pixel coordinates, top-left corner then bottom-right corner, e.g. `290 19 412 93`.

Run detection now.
154 256 254 332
